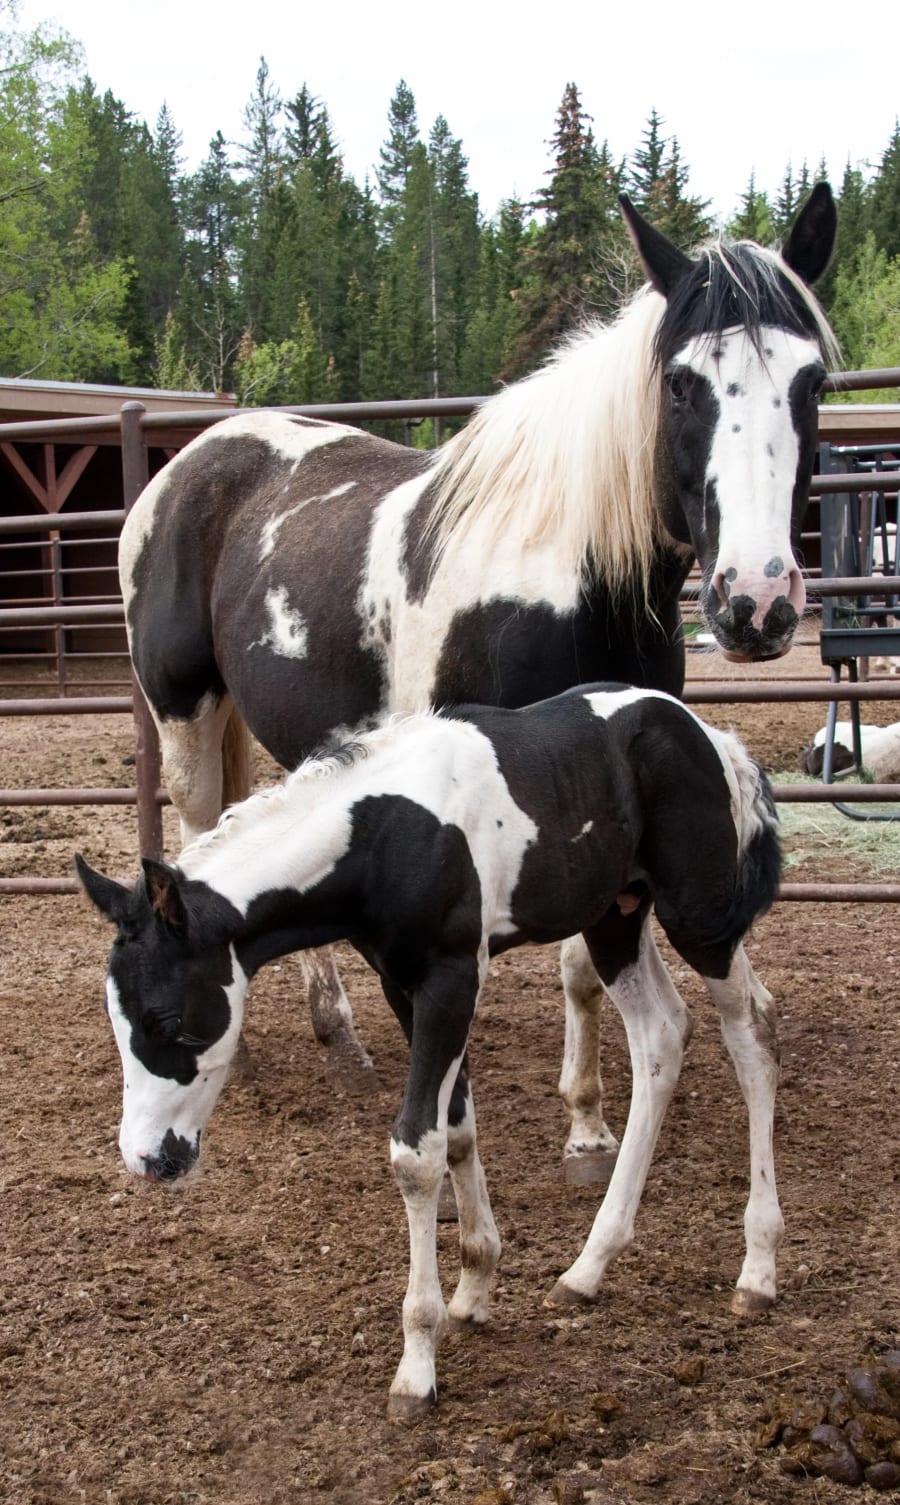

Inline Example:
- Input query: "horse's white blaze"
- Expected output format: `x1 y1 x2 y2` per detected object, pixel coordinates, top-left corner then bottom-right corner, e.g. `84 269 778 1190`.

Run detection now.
362 470 582 711
678 326 820 626
253 585 309 660
107 959 247 1176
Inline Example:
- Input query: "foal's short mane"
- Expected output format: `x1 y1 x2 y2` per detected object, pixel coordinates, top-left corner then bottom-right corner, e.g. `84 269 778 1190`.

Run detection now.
426 239 838 601
178 717 424 872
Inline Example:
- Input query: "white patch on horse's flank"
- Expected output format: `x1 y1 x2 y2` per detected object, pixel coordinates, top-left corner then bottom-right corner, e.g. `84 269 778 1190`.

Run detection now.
259 481 357 562
107 959 247 1178
571 820 594 841
252 585 309 659
676 325 821 621
361 470 583 712
118 411 357 607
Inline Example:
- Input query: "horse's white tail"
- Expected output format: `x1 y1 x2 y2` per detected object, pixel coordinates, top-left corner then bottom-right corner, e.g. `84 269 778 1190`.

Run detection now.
222 706 252 809
712 730 781 935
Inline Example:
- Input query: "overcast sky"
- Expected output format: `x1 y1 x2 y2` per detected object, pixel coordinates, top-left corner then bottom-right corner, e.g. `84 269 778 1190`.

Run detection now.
16 0 900 224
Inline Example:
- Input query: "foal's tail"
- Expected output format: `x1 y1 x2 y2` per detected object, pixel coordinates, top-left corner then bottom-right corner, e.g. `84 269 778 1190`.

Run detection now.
715 728 782 936
222 704 252 808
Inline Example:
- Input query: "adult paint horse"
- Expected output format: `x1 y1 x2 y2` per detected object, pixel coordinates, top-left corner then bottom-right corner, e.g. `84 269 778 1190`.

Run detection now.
119 186 837 1160
77 684 782 1421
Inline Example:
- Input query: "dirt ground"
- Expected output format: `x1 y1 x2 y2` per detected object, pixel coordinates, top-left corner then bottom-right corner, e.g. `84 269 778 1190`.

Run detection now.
2 645 900 1505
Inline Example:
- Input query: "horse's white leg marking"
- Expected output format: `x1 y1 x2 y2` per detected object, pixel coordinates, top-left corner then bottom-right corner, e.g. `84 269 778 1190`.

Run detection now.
297 949 374 1083
559 935 620 1170
445 1089 501 1327
157 693 236 846
548 925 690 1305
705 943 783 1315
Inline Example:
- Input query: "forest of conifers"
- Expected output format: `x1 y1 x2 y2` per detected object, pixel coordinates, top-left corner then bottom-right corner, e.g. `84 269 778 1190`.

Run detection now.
2 9 899 421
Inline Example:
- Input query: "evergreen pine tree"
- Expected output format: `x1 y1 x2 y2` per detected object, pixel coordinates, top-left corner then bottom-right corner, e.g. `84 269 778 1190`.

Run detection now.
377 79 419 236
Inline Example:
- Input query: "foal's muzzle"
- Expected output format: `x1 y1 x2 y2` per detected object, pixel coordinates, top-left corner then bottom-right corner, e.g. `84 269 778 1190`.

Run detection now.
139 1129 201 1182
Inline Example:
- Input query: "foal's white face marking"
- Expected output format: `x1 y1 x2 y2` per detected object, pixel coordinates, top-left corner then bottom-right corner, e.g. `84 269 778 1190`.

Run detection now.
676 325 820 628
107 959 247 1178
252 585 309 660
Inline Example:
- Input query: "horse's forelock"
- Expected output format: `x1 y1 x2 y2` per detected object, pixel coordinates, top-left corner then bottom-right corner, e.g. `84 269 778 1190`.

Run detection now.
655 240 839 368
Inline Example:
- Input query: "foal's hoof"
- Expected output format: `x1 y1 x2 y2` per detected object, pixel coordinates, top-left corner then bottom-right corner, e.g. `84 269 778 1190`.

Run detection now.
543 1279 593 1311
387 1390 436 1426
563 1149 618 1190
731 1287 774 1318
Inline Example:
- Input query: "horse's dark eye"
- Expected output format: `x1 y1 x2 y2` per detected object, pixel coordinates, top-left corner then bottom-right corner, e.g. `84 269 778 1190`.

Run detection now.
666 370 689 405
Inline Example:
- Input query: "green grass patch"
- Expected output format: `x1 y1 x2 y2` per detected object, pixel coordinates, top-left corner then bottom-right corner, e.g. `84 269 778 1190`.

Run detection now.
774 770 900 875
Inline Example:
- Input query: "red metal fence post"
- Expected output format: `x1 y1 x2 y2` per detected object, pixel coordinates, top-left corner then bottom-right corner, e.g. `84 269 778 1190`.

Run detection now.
120 402 164 860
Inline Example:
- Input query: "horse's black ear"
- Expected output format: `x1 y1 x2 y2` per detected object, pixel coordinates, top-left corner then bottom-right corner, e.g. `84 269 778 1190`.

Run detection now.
618 193 694 297
781 182 837 285
75 853 131 923
141 857 188 932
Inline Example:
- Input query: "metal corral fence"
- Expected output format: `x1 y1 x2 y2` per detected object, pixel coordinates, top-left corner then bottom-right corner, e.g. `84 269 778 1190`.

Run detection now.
1 380 899 900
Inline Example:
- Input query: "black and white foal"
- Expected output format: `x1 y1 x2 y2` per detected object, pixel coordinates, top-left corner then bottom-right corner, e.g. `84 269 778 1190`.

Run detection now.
78 685 782 1420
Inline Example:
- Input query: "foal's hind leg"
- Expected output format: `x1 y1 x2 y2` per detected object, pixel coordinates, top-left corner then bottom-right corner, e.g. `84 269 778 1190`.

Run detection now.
548 920 691 1307
559 935 620 1186
704 943 783 1316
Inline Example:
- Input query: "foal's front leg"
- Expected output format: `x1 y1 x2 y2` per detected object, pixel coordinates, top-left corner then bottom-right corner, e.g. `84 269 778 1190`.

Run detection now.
387 955 486 1422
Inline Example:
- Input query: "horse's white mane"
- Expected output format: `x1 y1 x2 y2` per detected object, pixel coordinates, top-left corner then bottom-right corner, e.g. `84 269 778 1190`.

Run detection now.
426 243 839 600
427 286 668 599
178 714 428 873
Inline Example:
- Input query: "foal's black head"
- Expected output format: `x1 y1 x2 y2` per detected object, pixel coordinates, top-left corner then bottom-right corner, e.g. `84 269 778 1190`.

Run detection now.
77 854 244 1181
621 183 837 662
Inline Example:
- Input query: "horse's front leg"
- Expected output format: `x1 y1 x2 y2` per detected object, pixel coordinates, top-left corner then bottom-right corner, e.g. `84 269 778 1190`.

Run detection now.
704 943 783 1316
387 955 482 1423
559 935 620 1185
548 919 691 1307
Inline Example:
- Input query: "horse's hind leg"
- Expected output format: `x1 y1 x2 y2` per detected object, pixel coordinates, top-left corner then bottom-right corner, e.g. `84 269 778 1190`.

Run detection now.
445 1068 500 1328
548 920 690 1308
298 949 377 1092
153 692 243 847
558 935 620 1186
704 943 783 1316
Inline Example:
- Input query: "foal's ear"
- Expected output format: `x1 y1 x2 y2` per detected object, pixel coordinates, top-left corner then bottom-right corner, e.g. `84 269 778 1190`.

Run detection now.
75 853 131 924
141 858 188 933
781 181 837 285
618 193 694 297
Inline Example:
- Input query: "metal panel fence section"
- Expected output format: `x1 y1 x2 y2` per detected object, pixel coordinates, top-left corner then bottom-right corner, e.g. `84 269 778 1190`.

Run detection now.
1 385 900 899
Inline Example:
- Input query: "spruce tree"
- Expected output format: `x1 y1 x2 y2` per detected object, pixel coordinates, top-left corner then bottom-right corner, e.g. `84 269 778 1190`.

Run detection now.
377 79 419 236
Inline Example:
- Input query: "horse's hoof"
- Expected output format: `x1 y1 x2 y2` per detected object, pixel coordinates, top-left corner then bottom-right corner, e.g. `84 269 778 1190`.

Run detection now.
563 1148 618 1189
446 1312 487 1335
323 1047 380 1096
386 1390 436 1425
543 1279 593 1310
731 1287 774 1318
437 1175 458 1223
